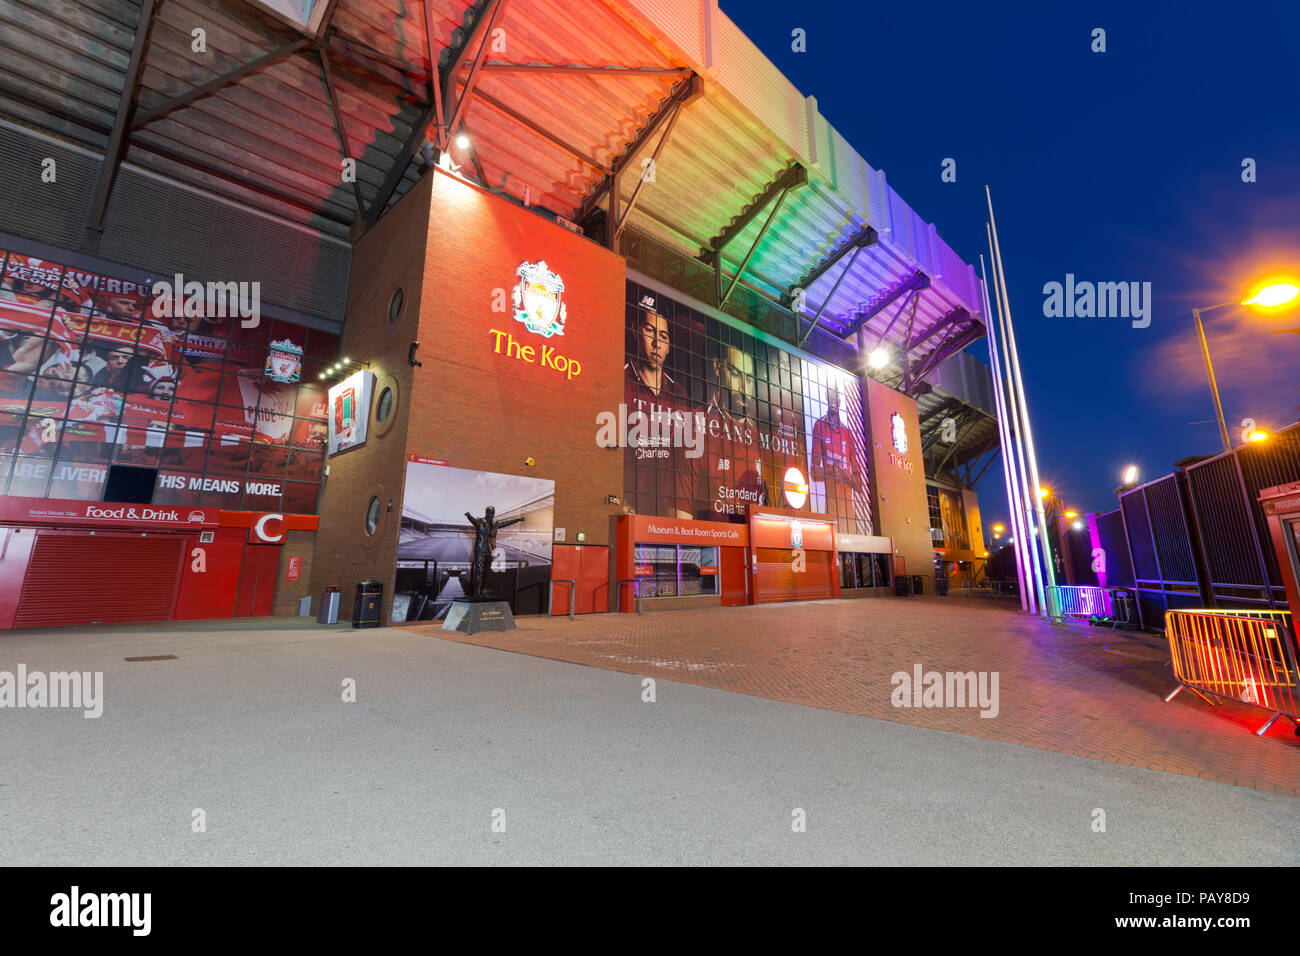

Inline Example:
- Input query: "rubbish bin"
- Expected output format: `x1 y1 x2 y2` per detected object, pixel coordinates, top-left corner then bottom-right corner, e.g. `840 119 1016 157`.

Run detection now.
1111 588 1140 630
894 575 912 596
317 586 341 624
911 574 925 596
352 579 383 629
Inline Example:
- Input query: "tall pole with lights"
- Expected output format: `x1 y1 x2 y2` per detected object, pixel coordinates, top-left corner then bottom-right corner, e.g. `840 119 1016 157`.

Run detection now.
987 186 1060 621
981 255 1030 613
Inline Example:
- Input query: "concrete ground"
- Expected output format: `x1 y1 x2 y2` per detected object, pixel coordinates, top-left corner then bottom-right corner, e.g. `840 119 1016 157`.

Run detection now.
0 605 1296 866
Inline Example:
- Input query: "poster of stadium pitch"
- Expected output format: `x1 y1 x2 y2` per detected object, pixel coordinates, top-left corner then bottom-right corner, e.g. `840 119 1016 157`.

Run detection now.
393 457 555 623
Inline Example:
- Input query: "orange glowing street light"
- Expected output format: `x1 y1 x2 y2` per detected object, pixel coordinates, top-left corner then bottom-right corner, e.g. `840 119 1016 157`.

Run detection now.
1193 277 1300 453
1242 282 1299 309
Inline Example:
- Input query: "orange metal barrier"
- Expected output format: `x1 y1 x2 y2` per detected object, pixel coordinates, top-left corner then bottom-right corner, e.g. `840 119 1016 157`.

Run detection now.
1164 609 1299 736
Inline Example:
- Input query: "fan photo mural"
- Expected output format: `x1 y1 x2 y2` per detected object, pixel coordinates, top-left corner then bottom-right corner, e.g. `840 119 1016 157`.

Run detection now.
394 459 555 623
0 249 334 513
622 281 872 534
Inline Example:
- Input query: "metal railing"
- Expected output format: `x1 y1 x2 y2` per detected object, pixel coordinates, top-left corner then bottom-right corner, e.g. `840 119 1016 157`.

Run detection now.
613 578 643 615
548 579 575 620
1048 585 1113 621
1163 609 1299 736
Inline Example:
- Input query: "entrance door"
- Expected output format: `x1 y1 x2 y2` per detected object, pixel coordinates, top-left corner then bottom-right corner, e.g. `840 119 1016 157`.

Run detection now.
235 545 280 617
720 545 747 606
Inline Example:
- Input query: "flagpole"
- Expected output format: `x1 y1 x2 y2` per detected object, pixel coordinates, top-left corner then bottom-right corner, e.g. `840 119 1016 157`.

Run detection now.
985 226 1042 615
986 185 1060 621
980 254 1030 612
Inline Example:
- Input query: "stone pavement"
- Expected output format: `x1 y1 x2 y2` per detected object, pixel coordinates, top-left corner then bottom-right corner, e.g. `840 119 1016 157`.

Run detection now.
419 596 1300 796
1 613 1295 864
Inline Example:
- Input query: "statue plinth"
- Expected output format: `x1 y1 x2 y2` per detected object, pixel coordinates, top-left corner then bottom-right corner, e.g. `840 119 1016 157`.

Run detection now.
442 600 516 634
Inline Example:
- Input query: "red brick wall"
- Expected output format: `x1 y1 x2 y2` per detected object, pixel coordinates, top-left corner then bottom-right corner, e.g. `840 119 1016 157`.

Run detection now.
410 171 626 545
308 174 433 621
310 169 626 622
862 378 933 589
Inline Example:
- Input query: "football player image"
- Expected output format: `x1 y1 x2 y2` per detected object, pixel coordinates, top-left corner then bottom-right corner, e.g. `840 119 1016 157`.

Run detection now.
699 342 767 519
811 380 862 520
624 305 695 519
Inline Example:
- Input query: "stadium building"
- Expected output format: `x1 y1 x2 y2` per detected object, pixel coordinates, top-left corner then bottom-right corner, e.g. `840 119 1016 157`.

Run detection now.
0 0 998 625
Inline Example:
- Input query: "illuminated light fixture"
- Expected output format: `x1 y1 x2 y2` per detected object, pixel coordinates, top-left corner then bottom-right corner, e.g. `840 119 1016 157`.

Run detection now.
992 524 1005 533
342 357 351 365
783 466 810 509
1242 282 1299 308
1123 464 1139 485
1248 430 1268 442
1072 520 1085 531
1038 487 1049 499
1064 510 1078 519
868 346 889 369
455 132 470 150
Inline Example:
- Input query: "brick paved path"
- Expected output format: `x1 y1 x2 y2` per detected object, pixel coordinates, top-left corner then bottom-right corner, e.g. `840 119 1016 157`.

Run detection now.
417 597 1300 796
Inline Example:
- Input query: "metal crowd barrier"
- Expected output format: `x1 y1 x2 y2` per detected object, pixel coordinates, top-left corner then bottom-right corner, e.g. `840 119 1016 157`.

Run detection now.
613 578 643 615
548 579 575 620
1047 585 1113 621
1163 609 1299 736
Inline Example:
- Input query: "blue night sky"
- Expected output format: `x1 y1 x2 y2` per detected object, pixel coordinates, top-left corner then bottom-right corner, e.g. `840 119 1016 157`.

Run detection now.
720 0 1300 530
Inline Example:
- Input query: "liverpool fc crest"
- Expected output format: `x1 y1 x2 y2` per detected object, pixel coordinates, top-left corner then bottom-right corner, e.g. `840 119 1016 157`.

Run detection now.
512 261 566 337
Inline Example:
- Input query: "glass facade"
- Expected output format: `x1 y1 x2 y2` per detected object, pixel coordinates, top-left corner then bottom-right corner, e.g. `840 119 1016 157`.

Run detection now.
634 543 719 597
839 552 892 589
623 281 872 534
0 249 334 513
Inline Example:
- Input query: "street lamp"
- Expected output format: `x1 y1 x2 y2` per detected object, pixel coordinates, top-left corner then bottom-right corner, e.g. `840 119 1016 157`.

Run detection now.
1193 280 1300 453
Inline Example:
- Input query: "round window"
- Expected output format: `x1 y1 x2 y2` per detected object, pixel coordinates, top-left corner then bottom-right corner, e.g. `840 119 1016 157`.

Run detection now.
365 496 381 535
388 288 403 323
376 387 394 424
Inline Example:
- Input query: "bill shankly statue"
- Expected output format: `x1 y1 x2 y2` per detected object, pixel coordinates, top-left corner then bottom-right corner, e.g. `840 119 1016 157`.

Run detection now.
464 506 524 599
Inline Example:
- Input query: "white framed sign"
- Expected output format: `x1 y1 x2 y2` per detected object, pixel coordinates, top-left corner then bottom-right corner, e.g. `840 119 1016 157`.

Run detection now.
327 370 375 456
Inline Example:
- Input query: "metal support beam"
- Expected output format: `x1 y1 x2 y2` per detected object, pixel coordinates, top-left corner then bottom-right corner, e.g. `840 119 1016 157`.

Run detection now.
719 184 789 307
480 63 691 77
443 0 508 143
365 0 505 227
701 162 807 265
901 294 919 393
844 270 929 338
797 244 862 348
908 321 985 390
474 90 607 172
969 446 1000 488
614 90 686 242
606 168 619 250
132 39 309 129
84 0 160 251
324 36 431 92
423 0 445 132
786 224 877 305
317 48 365 217
578 73 701 223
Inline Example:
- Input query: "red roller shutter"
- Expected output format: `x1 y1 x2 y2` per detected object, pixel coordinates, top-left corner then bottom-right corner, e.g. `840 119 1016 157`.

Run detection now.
14 532 185 627
754 547 833 604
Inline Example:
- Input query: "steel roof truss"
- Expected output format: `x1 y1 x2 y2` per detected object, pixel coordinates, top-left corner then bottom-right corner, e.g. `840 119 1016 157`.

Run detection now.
579 72 701 223
786 224 878 306
701 162 807 266
845 270 930 339
84 0 161 252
